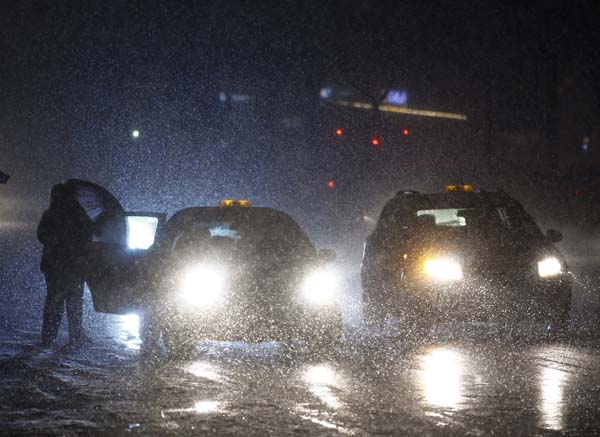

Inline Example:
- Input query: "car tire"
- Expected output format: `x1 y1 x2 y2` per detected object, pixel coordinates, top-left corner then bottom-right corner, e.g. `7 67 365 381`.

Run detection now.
547 307 571 340
362 284 389 329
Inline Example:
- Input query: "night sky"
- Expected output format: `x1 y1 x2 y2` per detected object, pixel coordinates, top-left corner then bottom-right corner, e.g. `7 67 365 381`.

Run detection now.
1 1 599 228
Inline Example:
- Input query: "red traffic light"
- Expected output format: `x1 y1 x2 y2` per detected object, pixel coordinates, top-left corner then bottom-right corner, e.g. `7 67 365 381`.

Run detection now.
335 128 344 136
371 137 380 147
327 180 335 188
402 128 410 136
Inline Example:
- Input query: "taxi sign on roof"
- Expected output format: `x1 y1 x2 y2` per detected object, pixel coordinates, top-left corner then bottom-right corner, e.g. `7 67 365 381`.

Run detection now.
220 199 251 208
445 184 474 192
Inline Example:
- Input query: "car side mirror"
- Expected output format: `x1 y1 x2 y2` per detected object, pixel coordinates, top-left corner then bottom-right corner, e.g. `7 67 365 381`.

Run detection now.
546 229 563 243
317 248 337 263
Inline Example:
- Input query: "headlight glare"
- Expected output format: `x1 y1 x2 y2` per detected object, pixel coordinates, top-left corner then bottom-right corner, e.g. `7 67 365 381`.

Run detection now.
180 264 226 307
538 257 562 278
302 269 338 305
423 257 463 282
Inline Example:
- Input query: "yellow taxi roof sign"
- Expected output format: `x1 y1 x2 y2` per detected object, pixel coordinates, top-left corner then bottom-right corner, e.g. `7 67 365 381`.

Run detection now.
220 199 251 208
445 184 474 192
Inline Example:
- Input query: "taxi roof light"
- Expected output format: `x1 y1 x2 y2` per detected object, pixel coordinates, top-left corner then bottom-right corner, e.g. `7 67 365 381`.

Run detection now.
445 184 474 192
220 199 251 208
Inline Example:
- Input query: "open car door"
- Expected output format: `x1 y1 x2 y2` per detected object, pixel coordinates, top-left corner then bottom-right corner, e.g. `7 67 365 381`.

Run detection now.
63 179 166 315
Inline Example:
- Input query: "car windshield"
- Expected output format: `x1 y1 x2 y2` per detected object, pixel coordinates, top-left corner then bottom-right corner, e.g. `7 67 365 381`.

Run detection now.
415 205 543 240
166 208 315 262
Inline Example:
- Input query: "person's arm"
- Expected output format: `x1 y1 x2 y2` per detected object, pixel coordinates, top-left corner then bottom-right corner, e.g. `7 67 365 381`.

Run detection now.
37 210 58 246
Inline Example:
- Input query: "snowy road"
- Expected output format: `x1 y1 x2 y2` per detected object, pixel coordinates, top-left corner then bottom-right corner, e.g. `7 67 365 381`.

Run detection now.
2 234 600 435
3 317 600 435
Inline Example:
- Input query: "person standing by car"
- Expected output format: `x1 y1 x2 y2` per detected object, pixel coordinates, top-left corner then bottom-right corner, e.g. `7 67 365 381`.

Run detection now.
37 183 94 346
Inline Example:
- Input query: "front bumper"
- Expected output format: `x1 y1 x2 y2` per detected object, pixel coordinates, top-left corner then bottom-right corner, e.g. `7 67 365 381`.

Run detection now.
390 275 573 323
160 297 342 342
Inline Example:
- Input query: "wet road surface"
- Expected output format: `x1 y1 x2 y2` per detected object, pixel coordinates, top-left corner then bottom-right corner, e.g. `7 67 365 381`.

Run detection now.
2 317 600 436
2 233 600 435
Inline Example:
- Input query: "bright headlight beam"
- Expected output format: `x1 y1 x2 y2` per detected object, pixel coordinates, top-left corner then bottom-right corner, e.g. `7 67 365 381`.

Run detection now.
181 264 226 307
423 257 463 282
302 269 338 305
538 257 562 278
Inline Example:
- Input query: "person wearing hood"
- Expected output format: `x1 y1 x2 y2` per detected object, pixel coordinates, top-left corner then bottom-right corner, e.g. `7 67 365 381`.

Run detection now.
37 183 94 346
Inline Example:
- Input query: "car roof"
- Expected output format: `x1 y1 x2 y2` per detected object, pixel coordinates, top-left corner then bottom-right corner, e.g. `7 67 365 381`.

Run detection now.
386 190 519 211
168 206 298 224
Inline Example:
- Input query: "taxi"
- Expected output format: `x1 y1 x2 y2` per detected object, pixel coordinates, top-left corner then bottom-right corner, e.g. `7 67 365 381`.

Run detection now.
72 179 342 357
361 185 572 335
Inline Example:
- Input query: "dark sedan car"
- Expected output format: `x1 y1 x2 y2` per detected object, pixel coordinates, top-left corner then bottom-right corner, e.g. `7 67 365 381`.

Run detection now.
78 182 342 357
361 185 572 336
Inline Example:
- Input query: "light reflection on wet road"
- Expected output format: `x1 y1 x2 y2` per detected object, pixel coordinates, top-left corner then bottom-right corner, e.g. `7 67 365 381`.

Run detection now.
3 321 600 435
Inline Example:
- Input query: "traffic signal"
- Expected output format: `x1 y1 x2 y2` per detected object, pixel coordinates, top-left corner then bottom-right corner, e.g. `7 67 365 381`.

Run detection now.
371 137 380 147
335 128 344 136
402 128 410 136
327 180 335 188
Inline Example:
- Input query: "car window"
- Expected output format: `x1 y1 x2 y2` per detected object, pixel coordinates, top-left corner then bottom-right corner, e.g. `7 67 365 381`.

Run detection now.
415 206 543 239
168 214 314 259
417 209 469 227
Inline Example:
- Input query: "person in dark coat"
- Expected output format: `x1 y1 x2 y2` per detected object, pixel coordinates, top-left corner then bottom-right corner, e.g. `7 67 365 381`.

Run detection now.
37 183 94 346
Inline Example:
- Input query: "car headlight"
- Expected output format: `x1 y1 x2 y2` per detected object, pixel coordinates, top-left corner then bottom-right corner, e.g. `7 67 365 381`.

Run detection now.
301 268 338 305
423 257 463 282
538 257 562 278
180 264 226 307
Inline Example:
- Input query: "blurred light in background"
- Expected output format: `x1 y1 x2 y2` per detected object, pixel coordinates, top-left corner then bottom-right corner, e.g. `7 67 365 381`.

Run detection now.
319 87 333 99
131 129 140 138
386 89 408 106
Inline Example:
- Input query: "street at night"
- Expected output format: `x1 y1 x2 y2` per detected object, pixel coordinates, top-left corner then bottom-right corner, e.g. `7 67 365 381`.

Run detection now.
2 287 600 435
2 1 600 435
2 224 600 435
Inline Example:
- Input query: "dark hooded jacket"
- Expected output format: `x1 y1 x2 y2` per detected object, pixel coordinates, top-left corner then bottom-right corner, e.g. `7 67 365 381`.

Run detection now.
37 194 94 276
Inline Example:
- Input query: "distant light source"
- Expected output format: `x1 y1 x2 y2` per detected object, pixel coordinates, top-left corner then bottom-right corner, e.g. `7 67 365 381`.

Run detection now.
371 137 380 147
131 129 140 138
319 87 333 99
386 89 408 106
581 136 591 152
403 128 410 136
327 180 335 188
335 128 343 136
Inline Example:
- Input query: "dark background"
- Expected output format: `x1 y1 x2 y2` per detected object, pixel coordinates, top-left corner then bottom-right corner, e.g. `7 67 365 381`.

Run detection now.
1 1 599 233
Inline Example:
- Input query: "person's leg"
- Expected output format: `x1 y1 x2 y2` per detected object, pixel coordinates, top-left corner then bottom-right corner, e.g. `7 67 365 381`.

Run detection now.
65 274 86 342
41 275 67 345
